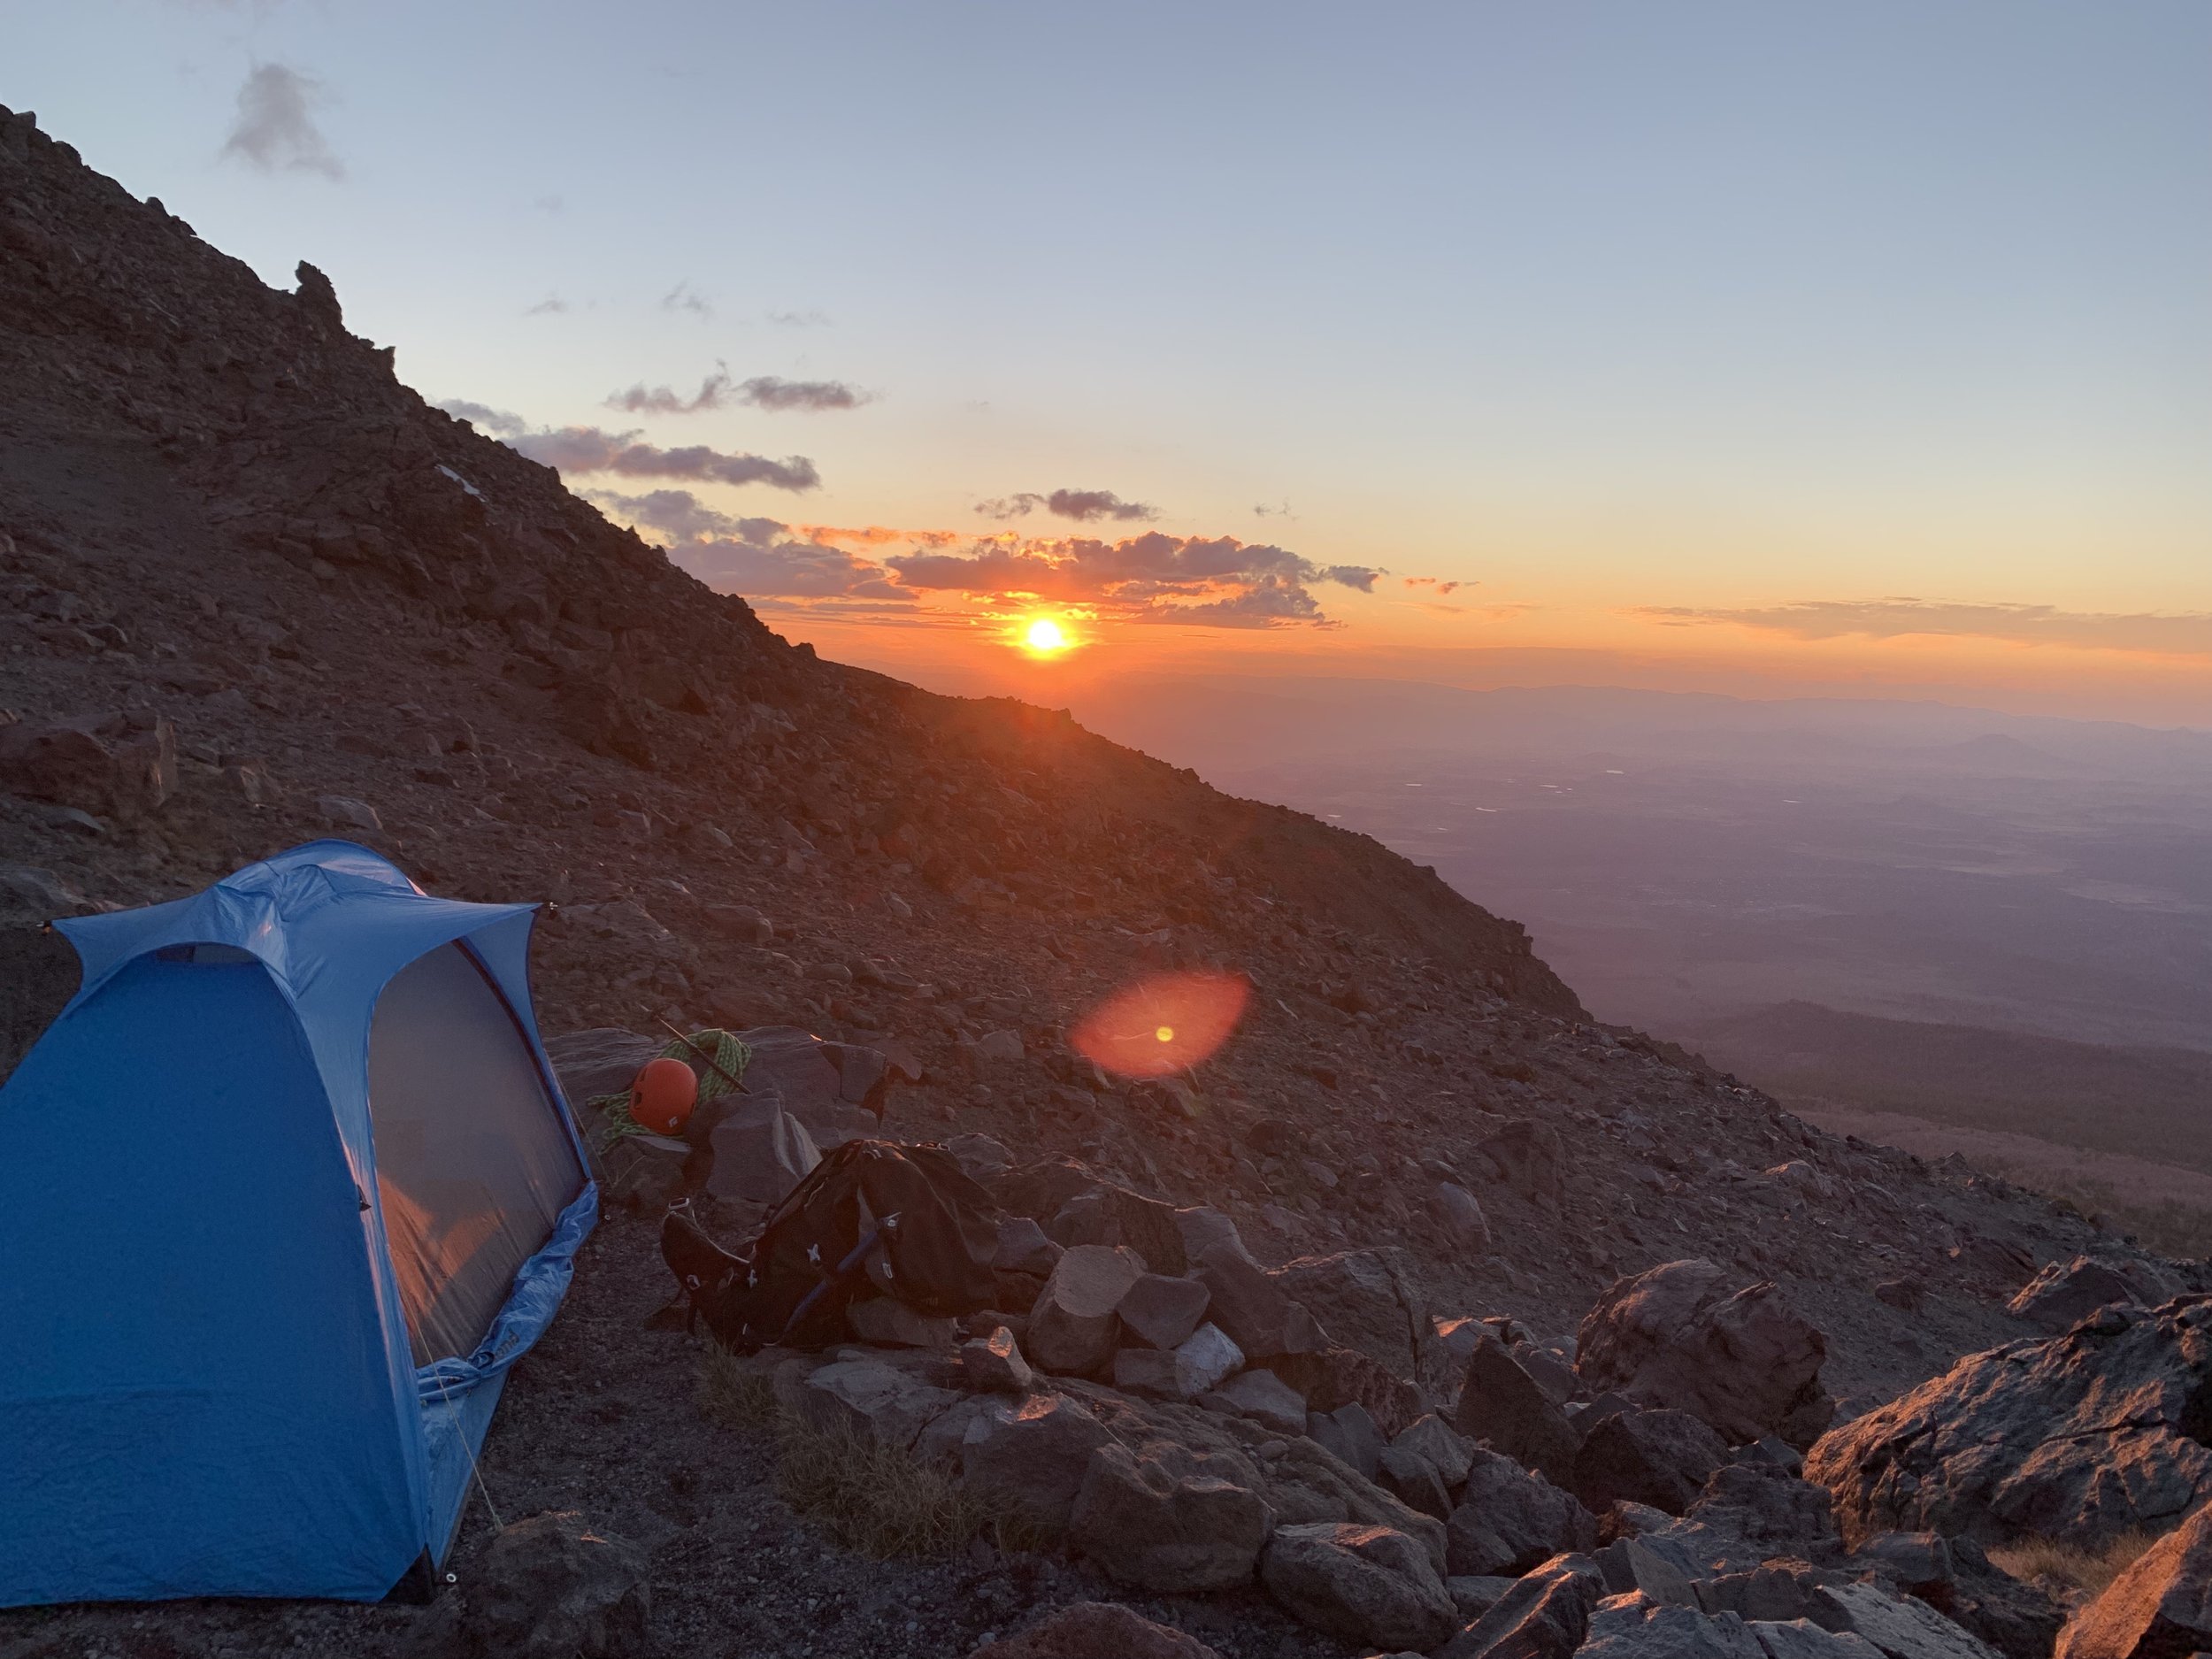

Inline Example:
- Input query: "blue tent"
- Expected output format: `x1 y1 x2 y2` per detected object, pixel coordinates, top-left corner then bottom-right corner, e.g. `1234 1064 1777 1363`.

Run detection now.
0 841 596 1607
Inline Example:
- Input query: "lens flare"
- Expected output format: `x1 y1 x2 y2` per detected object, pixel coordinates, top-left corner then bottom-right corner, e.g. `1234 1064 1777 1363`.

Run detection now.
1072 972 1249 1079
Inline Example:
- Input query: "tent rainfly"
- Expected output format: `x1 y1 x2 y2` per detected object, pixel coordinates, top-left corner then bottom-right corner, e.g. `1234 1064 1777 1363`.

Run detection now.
0 841 595 1606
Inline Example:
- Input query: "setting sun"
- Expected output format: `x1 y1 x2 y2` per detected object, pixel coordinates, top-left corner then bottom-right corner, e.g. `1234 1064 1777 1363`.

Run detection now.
1021 617 1071 657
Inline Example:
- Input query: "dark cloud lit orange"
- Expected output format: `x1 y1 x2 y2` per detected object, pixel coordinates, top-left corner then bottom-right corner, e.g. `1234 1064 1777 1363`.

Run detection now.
1071 972 1251 1079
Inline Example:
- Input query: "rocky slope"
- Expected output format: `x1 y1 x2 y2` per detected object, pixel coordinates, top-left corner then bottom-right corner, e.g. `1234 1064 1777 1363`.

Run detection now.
1 102 2205 1659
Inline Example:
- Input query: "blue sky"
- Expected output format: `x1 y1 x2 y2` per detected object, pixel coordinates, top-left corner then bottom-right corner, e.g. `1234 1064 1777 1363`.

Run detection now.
5 2 2208 718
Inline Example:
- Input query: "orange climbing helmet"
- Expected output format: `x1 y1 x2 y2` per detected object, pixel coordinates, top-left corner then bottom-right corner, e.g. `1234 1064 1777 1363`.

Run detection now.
627 1056 698 1135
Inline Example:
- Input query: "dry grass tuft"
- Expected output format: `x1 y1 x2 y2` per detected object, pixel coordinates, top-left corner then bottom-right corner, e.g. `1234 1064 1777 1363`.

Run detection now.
774 1418 991 1560
1988 1530 2159 1596
695 1344 780 1429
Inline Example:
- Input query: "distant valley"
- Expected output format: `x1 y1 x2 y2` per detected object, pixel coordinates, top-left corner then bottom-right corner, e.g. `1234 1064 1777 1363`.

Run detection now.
1069 674 2212 1239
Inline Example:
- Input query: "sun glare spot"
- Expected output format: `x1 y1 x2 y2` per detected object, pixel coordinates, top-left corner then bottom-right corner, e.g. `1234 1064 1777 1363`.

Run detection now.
1155 1025 1175 1042
1022 616 1071 656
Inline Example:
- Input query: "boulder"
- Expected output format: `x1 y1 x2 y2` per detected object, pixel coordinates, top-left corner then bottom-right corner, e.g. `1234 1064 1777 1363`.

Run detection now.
970 1601 1224 1659
733 1025 892 1142
846 1297 958 1348
1595 1535 1702 1606
1815 1581 2006 1659
1750 1622 1887 1659
1206 1367 1309 1435
318 794 383 833
2053 1500 2212 1659
542 1028 662 1109
1578 1260 1835 1447
1174 1206 1251 1266
1273 1248 1426 1379
1448 1575 1520 1620
1261 1433 1449 1574
957 1393 1115 1540
1686 1462 1846 1564
2006 1257 2142 1333
705 1099 820 1204
466 1511 651 1659
1378 1441 1453 1520
1194 1240 1326 1361
1271 1345 1430 1438
1393 1412 1477 1488
1573 1407 1732 1516
1113 1324 1244 1402
1067 1440 1270 1593
1432 1181 1491 1248
1026 1245 1145 1375
0 715 175 820
1000 1160 1188 1273
1309 1401 1386 1480
948 1133 1014 1182
1117 1272 1211 1351
1455 1331 1582 1486
598 1131 691 1213
1579 1594 1765 1659
1447 1448 1600 1577
790 1357 962 1451
960 1327 1034 1394
1439 1551 1605 1659
1804 1298 2212 1549
993 1217 1064 1277
1855 1532 1952 1595
1260 1522 1458 1652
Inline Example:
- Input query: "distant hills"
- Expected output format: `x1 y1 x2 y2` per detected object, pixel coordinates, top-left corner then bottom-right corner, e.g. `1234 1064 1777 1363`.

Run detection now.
1682 1000 2212 1177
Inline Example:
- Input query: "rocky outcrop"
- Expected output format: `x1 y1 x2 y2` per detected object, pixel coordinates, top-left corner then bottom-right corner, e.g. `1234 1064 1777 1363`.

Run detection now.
2006 1257 2181 1334
1578 1260 1834 1447
1455 1331 1583 1486
1260 1521 1458 1651
1572 1407 1732 1515
1806 1298 2212 1549
1447 1449 1599 1576
2055 1501 2212 1659
1066 1440 1270 1593
1440 1553 1605 1659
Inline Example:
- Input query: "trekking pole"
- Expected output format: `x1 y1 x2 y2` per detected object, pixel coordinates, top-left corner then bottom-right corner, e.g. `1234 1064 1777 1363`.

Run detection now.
657 1017 748 1096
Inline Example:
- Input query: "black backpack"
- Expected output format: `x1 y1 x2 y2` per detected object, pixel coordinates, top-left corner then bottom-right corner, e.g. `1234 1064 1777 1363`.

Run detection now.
660 1139 1001 1351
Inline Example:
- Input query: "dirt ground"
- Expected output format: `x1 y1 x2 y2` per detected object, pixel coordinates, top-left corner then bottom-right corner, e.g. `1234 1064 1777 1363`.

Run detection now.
0 1195 1353 1659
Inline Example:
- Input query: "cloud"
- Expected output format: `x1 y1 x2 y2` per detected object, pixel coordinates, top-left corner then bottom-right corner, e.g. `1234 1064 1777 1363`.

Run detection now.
739 375 868 412
532 194 563 213
588 488 905 600
606 373 730 416
525 296 569 316
972 488 1158 523
218 62 342 180
604 371 870 415
1254 501 1294 519
1137 574 1334 629
887 530 1379 628
508 426 819 490
436 399 526 438
1404 577 1464 595
659 282 711 319
769 310 831 326
1636 598 2212 659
